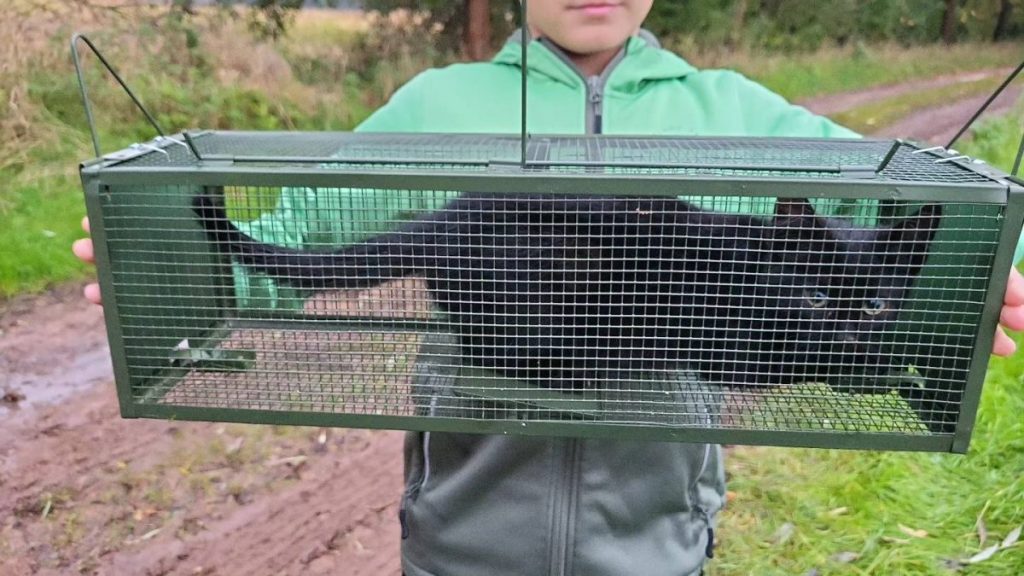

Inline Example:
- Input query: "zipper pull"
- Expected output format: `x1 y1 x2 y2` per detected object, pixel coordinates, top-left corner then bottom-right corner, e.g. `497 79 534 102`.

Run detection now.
587 76 603 104
587 76 604 134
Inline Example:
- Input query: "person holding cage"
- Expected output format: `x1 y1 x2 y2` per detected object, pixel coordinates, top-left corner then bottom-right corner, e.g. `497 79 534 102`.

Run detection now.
73 1 1024 574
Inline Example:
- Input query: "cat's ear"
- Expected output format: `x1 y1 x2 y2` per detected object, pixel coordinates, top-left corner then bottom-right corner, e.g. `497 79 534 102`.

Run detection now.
773 198 826 239
878 204 943 274
774 198 816 219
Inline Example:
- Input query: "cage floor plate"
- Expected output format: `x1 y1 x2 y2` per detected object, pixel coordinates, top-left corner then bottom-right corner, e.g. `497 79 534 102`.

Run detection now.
151 327 934 436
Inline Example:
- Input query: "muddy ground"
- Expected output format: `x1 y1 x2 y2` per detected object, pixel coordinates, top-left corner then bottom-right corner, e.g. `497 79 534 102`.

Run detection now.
0 285 404 575
1 71 1020 575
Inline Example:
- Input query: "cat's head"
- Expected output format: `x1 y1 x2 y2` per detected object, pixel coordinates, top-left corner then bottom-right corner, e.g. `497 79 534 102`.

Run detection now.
762 198 942 377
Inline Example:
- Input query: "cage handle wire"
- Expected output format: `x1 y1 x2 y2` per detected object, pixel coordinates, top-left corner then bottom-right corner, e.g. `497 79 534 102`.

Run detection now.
945 57 1024 177
70 33 202 160
519 0 529 168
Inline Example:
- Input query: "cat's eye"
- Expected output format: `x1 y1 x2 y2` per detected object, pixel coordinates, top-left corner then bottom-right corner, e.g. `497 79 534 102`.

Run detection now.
804 289 829 308
863 298 887 316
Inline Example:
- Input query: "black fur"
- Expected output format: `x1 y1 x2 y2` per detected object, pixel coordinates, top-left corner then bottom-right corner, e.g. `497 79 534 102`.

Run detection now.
194 193 941 390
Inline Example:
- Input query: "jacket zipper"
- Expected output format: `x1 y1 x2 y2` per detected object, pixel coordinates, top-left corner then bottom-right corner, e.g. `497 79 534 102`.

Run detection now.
535 38 629 576
549 439 582 576
538 38 625 135
587 76 604 135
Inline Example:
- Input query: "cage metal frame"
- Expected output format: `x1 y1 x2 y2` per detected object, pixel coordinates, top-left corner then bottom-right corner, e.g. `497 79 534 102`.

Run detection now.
73 8 1024 452
79 129 1024 453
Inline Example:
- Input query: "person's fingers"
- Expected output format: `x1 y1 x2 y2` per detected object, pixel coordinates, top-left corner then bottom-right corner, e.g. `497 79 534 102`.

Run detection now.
1005 267 1024 306
72 238 95 264
992 325 1016 357
81 216 91 234
1000 304 1024 332
83 283 102 306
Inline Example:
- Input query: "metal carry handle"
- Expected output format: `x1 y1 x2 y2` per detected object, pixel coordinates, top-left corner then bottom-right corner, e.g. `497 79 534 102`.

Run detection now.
519 0 529 168
945 57 1024 177
513 1 897 177
70 33 202 160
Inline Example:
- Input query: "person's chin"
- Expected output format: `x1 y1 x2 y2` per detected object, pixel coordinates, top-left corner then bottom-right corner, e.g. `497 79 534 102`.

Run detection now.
562 30 630 52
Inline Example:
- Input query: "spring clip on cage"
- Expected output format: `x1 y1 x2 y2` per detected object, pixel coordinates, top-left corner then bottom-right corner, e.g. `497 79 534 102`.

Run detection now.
74 15 1024 452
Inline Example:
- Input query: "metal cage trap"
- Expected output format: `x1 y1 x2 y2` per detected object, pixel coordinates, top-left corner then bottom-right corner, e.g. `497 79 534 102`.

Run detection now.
73 30 1024 453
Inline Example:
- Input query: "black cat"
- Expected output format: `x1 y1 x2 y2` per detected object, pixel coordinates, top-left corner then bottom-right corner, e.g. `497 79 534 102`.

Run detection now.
193 192 941 391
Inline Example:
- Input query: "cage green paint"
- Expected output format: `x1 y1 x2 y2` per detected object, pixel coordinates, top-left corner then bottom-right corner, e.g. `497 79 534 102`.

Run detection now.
78 132 1024 452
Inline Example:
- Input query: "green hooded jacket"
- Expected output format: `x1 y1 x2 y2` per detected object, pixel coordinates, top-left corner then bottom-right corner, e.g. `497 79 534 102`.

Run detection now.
227 31 926 576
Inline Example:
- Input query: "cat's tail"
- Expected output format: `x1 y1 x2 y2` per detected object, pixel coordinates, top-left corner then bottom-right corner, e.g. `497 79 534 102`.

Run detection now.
192 192 439 291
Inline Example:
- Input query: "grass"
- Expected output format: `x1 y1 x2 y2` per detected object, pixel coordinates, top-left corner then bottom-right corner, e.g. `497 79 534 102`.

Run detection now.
0 172 93 298
689 41 1024 102
959 100 1024 174
710 328 1024 576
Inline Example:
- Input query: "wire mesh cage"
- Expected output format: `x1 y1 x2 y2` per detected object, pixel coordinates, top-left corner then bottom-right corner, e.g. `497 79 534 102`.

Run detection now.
79 131 1024 453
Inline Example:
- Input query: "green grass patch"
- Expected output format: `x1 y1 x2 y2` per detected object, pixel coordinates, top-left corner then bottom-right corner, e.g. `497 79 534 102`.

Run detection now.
959 100 1024 174
710 330 1024 576
0 171 92 298
691 41 1024 102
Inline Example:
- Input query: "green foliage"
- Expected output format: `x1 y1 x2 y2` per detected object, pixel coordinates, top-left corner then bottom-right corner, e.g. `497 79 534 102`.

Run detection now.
959 100 1024 173
362 0 520 54
172 0 321 41
643 0 1022 52
0 172 91 298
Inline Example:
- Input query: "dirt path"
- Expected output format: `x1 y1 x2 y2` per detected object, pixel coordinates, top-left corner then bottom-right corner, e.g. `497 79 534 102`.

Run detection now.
1 287 404 575
867 87 1022 145
2 68 1021 576
797 68 1013 117
798 67 1022 145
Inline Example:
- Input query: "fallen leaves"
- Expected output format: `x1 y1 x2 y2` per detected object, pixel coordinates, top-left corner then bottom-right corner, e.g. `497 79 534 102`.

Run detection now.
827 506 848 517
898 524 929 539
944 524 1023 570
965 544 1000 564
1002 525 1021 549
769 522 796 546
266 455 307 467
830 551 859 564
125 527 162 545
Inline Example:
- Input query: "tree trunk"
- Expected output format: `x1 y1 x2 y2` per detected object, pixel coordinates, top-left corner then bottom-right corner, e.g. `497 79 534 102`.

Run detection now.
993 0 1013 41
731 0 749 47
464 0 492 61
941 0 959 44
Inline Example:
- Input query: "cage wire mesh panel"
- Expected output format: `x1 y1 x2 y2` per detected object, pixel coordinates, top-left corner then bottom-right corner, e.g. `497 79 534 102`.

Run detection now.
80 132 1024 452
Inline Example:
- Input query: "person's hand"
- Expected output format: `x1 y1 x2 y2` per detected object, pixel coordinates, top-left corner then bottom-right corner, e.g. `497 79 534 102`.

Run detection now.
993 266 1024 356
71 216 102 305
